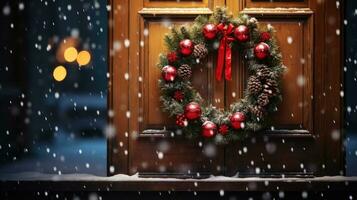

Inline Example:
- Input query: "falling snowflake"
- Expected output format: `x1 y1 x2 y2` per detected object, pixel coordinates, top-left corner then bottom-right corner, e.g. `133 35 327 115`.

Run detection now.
2 5 10 16
287 36 293 44
331 130 340 141
297 75 306 87
124 39 130 48
109 166 115 173
157 152 164 160
203 143 217 158
104 124 116 138
18 2 25 10
219 190 224 197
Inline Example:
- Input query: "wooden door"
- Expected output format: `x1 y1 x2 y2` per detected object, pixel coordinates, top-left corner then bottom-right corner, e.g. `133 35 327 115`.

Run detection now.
109 0 343 177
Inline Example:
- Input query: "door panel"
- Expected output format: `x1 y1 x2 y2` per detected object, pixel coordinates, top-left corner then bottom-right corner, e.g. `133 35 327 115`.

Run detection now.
264 18 313 131
110 0 342 177
268 20 305 127
127 0 225 175
145 20 213 129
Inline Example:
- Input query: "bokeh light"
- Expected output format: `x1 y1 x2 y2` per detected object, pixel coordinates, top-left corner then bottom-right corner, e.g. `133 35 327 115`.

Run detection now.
64 47 78 62
53 66 67 82
56 37 79 63
77 50 91 66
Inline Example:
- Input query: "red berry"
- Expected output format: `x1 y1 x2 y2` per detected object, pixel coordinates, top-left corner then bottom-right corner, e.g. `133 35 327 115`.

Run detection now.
176 114 187 127
167 52 178 63
260 32 271 42
218 124 229 135
173 90 184 101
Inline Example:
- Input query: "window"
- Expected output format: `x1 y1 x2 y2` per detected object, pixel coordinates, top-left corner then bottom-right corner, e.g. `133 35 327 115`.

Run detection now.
0 0 108 176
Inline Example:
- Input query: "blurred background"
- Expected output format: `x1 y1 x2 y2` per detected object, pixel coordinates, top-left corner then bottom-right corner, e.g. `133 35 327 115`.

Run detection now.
0 0 357 177
0 0 108 176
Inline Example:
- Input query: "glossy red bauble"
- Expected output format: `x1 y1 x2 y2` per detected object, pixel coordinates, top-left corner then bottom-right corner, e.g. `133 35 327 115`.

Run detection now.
202 121 217 138
162 65 177 82
234 25 249 42
184 102 202 120
254 42 270 60
203 23 218 40
179 39 194 56
230 112 246 129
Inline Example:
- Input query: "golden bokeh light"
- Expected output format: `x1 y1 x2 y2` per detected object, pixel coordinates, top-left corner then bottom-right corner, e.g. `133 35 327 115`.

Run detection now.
64 47 78 62
56 37 79 63
76 50 91 66
53 66 67 82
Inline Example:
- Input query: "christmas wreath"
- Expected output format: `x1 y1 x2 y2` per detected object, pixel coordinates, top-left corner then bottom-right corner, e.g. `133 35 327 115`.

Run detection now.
158 8 285 143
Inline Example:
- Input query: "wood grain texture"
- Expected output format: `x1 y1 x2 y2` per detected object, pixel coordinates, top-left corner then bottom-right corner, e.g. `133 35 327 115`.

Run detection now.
108 0 130 175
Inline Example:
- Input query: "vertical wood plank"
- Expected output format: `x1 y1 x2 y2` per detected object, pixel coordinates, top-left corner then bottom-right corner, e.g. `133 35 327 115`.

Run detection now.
108 0 130 175
323 0 343 176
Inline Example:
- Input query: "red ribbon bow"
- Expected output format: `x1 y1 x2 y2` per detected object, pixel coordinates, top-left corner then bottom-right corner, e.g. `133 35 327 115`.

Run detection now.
216 23 235 81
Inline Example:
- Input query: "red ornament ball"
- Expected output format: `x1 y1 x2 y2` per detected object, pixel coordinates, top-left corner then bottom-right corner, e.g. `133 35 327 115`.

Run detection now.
167 51 178 63
234 25 249 42
173 90 184 101
202 23 218 40
218 124 229 135
184 102 201 120
162 65 177 82
176 114 187 127
230 112 246 130
254 42 270 60
179 39 194 56
260 32 271 42
201 121 217 138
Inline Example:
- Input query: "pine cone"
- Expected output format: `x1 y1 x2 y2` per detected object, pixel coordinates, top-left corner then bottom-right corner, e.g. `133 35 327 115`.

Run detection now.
265 78 278 88
256 65 271 80
177 64 192 79
263 78 278 97
247 76 262 95
192 44 208 60
257 93 270 107
250 105 265 119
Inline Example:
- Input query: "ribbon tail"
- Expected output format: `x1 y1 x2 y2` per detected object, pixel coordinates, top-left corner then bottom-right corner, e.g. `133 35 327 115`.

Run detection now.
216 39 226 81
225 44 232 81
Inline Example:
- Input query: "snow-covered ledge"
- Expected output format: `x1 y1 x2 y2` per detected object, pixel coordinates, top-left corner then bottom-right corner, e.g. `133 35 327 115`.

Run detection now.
1 172 357 192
